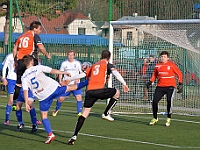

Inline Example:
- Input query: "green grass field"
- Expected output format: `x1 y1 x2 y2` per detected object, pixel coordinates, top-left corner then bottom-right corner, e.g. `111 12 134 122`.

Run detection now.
0 96 200 150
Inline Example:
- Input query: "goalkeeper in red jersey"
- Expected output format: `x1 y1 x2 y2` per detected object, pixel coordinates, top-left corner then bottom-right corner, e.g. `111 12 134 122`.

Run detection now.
146 51 182 127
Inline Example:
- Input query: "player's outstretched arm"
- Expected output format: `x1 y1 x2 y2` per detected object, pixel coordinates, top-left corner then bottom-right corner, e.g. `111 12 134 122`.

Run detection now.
111 69 129 92
50 69 71 77
38 45 51 59
122 85 129 93
60 72 86 86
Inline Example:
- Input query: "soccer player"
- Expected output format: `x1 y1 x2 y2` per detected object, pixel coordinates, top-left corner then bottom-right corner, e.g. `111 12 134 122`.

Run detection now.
21 55 87 144
147 51 182 126
67 50 129 145
52 50 83 117
16 88 41 132
2 53 16 125
143 55 157 101
13 21 51 103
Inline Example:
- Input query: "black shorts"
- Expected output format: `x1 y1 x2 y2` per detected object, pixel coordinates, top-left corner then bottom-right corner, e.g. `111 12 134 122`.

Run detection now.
84 88 117 108
16 58 38 84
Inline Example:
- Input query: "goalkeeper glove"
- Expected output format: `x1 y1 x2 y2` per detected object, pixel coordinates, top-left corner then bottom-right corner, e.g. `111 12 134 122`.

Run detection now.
177 83 183 93
146 81 152 90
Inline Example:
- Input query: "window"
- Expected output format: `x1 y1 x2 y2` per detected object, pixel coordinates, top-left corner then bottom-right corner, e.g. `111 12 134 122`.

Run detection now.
78 28 85 35
127 31 132 40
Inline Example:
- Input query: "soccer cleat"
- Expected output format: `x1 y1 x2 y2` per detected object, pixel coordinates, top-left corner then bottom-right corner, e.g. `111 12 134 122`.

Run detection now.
36 120 42 125
31 125 38 132
77 112 82 117
4 120 10 125
102 114 114 122
68 135 77 145
17 123 24 131
166 118 171 127
52 110 58 117
149 118 158 126
45 133 55 144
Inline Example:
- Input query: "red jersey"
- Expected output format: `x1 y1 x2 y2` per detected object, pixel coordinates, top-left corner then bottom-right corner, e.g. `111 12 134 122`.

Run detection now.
150 61 182 87
86 59 111 90
15 31 43 59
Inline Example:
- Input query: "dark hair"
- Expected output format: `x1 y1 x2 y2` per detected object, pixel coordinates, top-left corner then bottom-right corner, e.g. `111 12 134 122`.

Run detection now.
160 51 169 57
101 50 111 60
23 55 34 67
149 55 154 58
30 21 42 30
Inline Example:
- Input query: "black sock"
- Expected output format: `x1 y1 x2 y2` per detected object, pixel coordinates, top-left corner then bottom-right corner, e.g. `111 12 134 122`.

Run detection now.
103 97 118 116
13 85 21 100
167 113 171 118
74 115 86 136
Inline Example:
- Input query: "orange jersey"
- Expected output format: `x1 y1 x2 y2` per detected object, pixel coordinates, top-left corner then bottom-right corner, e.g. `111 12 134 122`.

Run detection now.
15 31 43 59
86 59 109 90
150 61 182 87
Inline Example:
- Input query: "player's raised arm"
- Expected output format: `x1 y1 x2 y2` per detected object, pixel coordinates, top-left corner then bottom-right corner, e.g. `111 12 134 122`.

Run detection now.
111 68 129 92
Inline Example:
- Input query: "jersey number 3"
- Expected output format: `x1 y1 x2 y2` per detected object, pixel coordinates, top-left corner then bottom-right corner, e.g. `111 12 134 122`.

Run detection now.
19 37 30 48
93 65 100 75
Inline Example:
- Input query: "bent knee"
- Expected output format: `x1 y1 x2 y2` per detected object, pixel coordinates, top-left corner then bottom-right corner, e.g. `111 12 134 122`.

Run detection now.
113 89 120 98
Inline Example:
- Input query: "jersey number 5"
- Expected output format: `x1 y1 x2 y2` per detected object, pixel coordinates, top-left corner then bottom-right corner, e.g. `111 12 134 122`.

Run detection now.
31 77 39 89
19 37 29 48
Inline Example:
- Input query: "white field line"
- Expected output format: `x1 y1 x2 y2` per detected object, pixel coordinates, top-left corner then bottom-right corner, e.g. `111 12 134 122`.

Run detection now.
1 104 200 148
5 123 200 149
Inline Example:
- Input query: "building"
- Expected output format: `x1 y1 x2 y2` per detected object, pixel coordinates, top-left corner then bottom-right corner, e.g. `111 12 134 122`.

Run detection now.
115 14 156 46
21 11 97 35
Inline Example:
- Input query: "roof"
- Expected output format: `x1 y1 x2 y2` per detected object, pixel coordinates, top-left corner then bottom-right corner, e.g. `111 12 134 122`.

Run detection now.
0 32 123 46
22 12 89 34
93 21 109 29
117 16 155 21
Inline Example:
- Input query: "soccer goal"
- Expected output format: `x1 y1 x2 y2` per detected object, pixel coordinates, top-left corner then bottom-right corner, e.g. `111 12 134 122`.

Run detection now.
109 19 200 115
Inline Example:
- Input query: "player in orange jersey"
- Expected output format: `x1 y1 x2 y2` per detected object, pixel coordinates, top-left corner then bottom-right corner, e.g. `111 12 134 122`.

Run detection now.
67 50 129 145
147 51 182 127
13 21 50 101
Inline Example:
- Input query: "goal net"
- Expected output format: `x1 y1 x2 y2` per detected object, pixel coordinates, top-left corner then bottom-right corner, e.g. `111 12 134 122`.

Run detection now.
109 19 200 115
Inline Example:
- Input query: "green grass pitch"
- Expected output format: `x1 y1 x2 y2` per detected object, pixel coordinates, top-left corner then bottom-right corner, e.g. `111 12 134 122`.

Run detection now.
0 96 200 150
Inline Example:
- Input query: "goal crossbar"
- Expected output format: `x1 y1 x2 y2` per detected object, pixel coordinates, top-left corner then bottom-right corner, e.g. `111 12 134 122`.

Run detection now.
110 19 200 25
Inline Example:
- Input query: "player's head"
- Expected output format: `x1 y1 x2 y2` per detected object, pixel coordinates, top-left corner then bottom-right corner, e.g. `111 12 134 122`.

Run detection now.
23 55 34 68
67 50 75 62
30 21 42 34
101 50 111 60
149 54 155 62
160 51 169 63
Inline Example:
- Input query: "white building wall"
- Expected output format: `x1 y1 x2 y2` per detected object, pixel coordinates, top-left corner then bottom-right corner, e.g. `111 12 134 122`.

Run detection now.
68 19 97 35
121 28 144 46
0 16 23 33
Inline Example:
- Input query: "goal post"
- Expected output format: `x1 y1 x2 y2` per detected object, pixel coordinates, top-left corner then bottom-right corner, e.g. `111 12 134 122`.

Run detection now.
109 19 200 115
